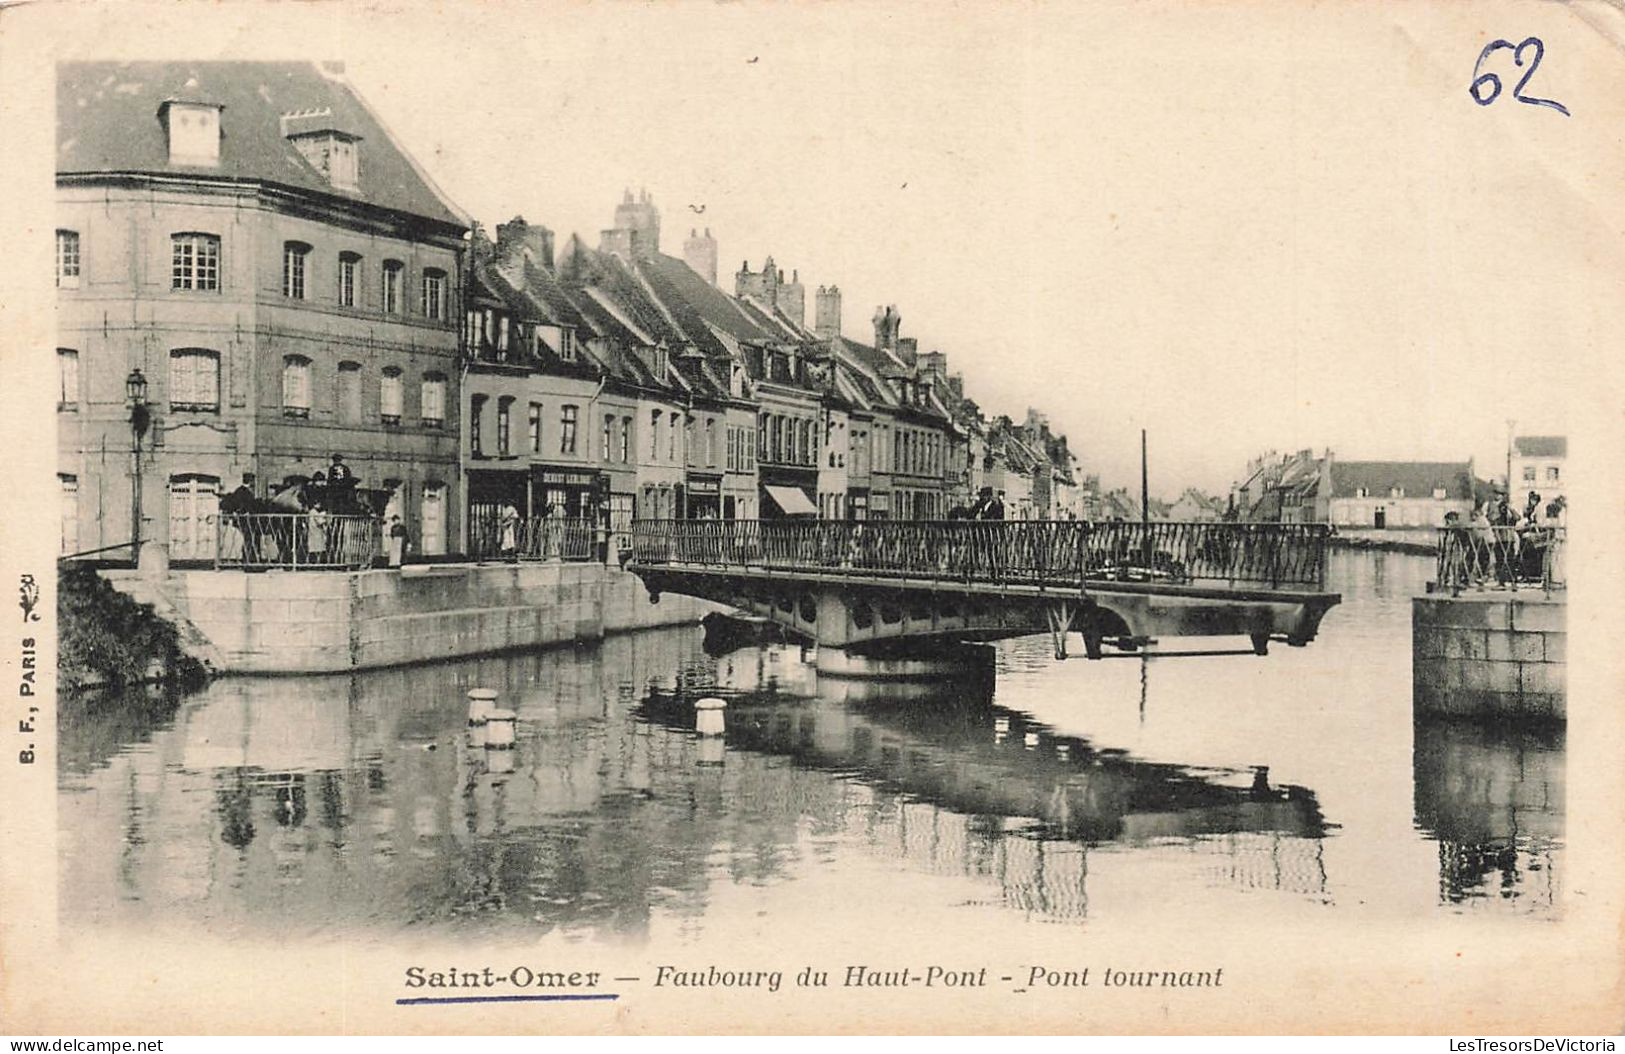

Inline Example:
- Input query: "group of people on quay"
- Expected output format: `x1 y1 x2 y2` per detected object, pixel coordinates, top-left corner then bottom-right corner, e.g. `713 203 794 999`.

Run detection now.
218 454 406 569
1441 489 1567 589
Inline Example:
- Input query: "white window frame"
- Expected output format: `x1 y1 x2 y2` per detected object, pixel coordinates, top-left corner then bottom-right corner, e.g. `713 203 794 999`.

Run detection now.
283 242 310 300
421 374 446 428
421 269 446 321
171 232 220 291
59 474 79 555
382 260 403 314
168 348 221 412
56 230 80 288
380 367 404 423
282 355 312 416
338 252 360 308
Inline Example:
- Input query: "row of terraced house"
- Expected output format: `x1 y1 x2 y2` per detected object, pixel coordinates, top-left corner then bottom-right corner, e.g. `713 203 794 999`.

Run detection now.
54 61 1086 563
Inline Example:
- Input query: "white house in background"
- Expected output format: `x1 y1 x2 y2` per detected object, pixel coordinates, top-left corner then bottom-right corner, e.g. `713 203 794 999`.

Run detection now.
1510 436 1566 507
1324 460 1477 529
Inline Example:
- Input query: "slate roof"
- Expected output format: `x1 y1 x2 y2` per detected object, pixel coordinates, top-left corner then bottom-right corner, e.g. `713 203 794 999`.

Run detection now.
1514 436 1566 458
1327 461 1475 500
58 61 466 228
636 253 777 349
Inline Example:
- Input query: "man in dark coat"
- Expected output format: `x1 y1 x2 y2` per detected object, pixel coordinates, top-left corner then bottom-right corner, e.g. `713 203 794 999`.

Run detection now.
326 454 356 512
220 474 260 562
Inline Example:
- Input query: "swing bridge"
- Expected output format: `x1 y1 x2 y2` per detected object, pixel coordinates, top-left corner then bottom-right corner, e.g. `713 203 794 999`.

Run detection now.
628 519 1341 661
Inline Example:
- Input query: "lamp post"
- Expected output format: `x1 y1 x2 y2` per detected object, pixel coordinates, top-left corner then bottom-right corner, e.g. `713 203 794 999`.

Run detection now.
127 369 150 558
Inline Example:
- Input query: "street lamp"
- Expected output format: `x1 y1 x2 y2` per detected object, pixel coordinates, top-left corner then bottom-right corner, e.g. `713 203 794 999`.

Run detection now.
127 369 150 557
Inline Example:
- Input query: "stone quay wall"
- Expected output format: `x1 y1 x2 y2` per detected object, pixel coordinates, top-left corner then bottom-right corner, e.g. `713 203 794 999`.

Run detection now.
1412 592 1565 723
102 562 718 675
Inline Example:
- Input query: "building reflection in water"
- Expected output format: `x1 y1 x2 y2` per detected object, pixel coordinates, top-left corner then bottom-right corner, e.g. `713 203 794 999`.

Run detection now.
1412 718 1563 912
59 628 1340 940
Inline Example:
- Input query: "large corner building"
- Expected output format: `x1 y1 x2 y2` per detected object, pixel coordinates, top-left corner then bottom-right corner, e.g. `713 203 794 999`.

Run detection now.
55 61 470 559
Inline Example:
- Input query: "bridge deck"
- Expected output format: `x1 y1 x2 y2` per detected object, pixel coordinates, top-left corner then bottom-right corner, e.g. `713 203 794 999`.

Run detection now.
628 520 1341 658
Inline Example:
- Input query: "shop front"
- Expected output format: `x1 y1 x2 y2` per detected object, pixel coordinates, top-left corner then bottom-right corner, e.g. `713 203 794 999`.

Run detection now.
532 464 604 520
685 473 722 518
465 467 530 558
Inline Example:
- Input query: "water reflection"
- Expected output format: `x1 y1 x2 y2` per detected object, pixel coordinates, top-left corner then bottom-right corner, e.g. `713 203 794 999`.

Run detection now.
1412 718 1563 912
56 553 1564 941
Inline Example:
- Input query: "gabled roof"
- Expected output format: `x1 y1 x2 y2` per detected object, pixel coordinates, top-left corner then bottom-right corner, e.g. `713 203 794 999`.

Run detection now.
1328 461 1475 500
58 61 465 228
831 338 900 409
1514 436 1566 458
636 253 777 348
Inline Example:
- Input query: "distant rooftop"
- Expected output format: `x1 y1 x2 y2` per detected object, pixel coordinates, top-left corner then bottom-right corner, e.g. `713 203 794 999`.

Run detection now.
1513 436 1566 458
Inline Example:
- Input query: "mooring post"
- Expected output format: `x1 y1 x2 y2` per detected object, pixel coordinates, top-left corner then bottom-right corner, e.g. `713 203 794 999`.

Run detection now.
696 696 727 737
466 687 498 744
486 707 517 750
696 696 727 766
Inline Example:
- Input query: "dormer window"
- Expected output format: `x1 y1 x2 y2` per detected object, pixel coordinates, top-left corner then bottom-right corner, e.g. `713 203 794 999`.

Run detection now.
160 101 222 166
559 328 577 362
1390 486 1404 499
286 120 363 192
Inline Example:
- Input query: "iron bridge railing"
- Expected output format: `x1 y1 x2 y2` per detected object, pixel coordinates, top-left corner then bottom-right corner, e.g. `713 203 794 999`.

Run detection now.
216 513 380 571
467 512 598 563
1435 525 1565 595
630 519 1331 591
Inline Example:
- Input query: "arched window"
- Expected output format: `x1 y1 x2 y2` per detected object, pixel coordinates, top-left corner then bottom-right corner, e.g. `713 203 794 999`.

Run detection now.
169 348 220 412
381 260 404 314
171 232 220 291
338 251 362 308
421 373 446 428
420 268 447 321
282 241 311 299
380 367 403 423
282 355 312 417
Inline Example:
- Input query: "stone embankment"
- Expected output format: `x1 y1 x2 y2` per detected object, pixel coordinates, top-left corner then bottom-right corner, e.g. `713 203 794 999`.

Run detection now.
97 561 717 676
1412 590 1565 723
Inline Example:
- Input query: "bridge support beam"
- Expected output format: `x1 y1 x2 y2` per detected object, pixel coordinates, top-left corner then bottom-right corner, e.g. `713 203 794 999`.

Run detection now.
816 643 996 682
1045 599 1076 661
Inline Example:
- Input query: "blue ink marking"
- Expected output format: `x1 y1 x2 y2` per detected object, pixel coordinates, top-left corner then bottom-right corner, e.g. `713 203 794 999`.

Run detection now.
1470 37 1569 116
396 993 620 1006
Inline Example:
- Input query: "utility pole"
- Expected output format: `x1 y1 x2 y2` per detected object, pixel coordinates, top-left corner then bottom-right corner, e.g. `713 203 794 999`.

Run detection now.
1505 418 1516 495
1141 428 1151 567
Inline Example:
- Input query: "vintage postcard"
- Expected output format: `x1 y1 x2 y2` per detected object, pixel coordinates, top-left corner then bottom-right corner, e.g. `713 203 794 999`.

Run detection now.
1 0 1622 1037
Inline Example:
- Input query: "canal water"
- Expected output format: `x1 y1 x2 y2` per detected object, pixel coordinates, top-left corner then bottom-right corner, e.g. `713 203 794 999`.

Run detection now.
58 551 1563 945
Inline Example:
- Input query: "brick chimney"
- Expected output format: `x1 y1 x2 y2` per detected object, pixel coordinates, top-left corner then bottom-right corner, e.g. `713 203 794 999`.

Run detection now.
683 227 717 286
496 215 554 273
814 285 842 339
873 304 901 351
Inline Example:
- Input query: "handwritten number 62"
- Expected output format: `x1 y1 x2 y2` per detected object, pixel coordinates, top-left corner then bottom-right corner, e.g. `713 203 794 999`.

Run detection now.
1470 37 1570 116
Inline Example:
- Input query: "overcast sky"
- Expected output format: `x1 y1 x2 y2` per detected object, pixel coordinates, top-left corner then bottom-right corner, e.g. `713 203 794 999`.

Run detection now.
51 1 1625 497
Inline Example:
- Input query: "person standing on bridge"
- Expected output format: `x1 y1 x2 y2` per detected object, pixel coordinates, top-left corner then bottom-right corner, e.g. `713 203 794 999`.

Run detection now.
499 502 521 562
